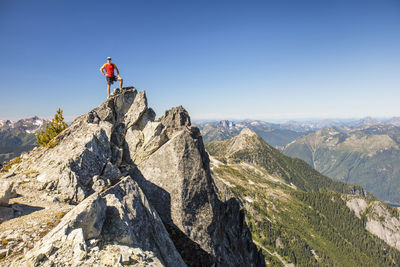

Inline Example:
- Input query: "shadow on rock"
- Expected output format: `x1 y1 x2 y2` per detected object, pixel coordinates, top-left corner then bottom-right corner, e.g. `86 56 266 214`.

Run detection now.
131 168 214 266
0 204 44 223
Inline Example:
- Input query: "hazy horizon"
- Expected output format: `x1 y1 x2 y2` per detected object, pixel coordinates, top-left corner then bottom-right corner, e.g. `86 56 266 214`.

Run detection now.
1 114 398 125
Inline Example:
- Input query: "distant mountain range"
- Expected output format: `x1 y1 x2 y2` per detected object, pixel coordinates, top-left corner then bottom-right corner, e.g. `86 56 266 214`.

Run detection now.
273 116 397 132
283 123 400 205
387 117 400 127
194 116 400 148
194 120 303 148
0 116 48 165
198 117 400 206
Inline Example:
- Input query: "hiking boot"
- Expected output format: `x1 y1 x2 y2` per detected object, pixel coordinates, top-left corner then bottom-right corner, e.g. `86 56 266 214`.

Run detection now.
114 88 121 94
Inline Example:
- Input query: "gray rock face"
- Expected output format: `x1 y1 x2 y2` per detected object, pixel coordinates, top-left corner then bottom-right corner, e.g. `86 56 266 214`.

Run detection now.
0 180 16 206
159 105 191 134
18 177 185 267
21 192 106 266
10 88 264 266
365 204 400 251
135 126 264 266
18 89 147 203
135 129 216 265
347 197 400 251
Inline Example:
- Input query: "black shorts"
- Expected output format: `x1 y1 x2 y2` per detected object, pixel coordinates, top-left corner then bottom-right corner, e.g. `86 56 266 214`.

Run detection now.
106 76 118 85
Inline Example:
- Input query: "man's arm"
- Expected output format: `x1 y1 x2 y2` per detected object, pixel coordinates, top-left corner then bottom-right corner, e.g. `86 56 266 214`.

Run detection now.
100 64 106 75
113 64 120 76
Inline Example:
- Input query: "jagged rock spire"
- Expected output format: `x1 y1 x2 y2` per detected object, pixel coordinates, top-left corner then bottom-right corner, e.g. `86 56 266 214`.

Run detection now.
10 87 265 266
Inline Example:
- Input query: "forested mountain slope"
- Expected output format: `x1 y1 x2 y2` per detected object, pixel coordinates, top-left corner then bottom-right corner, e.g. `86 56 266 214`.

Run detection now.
283 124 400 204
206 128 400 266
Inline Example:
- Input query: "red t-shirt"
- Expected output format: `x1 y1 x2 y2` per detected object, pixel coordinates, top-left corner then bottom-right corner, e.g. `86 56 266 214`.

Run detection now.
103 63 116 77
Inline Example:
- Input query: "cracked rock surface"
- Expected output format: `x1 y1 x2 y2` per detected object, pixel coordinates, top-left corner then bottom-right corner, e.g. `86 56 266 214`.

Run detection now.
3 87 264 266
14 177 184 267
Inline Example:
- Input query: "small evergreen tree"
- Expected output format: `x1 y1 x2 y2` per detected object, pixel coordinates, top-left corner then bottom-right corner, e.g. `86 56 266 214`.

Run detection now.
36 108 68 147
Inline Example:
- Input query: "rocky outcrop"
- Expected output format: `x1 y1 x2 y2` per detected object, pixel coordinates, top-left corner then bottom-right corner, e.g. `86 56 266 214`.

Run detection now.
0 180 17 206
346 197 400 251
365 204 400 251
16 88 147 203
16 176 185 266
346 197 368 219
134 121 263 266
6 87 264 266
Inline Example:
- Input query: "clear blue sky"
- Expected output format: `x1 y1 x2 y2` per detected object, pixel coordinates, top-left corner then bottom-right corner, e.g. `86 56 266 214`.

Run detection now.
1 0 399 121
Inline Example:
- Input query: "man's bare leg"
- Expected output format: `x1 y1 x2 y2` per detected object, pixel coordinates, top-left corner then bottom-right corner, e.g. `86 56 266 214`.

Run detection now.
118 77 123 89
107 84 111 97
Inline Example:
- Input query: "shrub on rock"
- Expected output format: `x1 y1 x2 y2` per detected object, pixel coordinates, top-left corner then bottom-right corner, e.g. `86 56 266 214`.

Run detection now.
36 108 68 147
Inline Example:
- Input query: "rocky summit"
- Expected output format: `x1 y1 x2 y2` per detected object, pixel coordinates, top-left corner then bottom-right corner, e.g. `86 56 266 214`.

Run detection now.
1 87 264 266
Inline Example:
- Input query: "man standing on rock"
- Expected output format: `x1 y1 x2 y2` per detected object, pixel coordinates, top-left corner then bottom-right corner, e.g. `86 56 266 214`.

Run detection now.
100 57 123 97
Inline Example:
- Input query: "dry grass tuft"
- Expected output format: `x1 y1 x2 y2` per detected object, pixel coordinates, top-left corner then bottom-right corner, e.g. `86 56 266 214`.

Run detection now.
46 221 57 228
23 169 39 176
56 211 67 219
0 157 21 173
1 238 8 246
